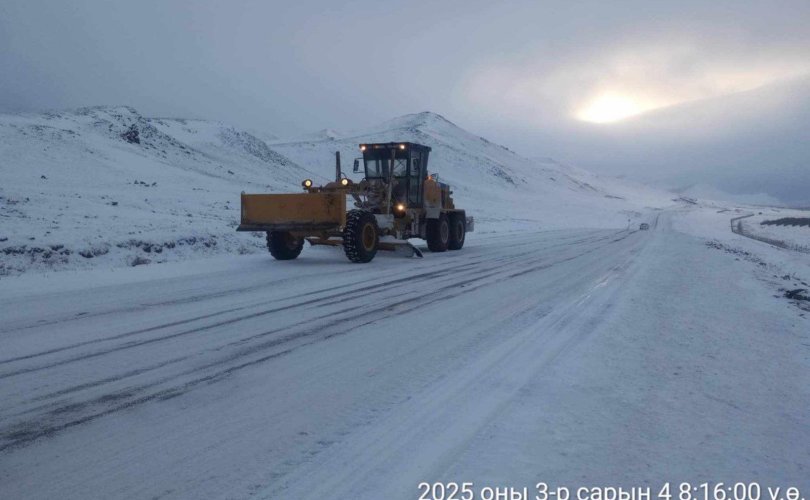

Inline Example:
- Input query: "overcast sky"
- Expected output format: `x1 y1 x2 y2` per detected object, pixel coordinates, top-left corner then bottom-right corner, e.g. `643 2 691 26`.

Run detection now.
2 1 809 203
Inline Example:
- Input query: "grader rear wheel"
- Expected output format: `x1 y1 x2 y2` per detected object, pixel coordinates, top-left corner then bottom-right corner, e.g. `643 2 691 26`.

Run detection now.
448 213 466 250
343 210 379 263
426 213 450 252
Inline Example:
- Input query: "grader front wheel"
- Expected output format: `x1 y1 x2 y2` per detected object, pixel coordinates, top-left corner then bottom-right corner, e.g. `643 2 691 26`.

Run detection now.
266 231 304 260
343 210 379 263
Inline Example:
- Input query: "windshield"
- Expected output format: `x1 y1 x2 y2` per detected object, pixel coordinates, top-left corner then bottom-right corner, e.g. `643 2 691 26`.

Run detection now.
365 158 408 178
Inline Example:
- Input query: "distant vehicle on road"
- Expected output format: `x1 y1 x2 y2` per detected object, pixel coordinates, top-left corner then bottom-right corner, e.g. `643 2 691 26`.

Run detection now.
639 223 650 230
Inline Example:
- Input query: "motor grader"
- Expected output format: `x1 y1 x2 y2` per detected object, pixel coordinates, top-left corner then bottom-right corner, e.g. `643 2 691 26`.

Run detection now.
236 142 473 263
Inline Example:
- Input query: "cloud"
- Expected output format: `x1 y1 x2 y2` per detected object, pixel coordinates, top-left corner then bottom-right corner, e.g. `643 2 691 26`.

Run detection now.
1 0 809 203
462 36 810 127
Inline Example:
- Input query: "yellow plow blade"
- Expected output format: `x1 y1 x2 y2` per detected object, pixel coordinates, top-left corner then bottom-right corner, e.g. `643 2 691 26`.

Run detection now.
238 192 346 231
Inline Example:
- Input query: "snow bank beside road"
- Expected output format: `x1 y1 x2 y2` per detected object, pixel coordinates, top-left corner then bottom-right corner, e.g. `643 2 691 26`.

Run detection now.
675 207 810 313
738 211 810 250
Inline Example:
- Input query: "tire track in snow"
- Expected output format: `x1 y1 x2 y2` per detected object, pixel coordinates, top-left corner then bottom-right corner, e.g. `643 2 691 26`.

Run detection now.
0 228 543 336
0 230 635 452
0 231 612 370
269 240 644 499
4 229 618 416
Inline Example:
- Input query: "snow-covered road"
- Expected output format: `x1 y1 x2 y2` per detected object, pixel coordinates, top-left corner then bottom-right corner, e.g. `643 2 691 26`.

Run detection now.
1 212 808 498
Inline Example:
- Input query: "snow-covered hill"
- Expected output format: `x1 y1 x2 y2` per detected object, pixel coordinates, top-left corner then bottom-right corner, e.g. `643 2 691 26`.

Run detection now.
0 106 318 275
0 107 667 276
272 111 668 226
673 183 784 207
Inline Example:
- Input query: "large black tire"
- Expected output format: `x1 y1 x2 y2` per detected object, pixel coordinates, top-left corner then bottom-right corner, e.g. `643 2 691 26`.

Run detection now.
266 231 303 260
448 212 466 250
426 213 449 252
343 210 379 263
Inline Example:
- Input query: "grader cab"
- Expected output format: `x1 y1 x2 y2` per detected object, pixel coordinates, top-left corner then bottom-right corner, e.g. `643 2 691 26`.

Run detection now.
237 142 473 263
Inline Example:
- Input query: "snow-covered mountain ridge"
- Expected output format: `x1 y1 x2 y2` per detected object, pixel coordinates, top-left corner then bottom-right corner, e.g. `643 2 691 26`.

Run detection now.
0 106 668 275
273 111 669 221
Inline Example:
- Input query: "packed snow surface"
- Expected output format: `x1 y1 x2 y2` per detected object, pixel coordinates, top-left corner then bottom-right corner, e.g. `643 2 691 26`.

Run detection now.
1 207 809 499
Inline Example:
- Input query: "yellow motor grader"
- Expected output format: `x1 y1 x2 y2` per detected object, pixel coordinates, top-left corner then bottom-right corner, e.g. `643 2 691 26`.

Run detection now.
237 142 473 263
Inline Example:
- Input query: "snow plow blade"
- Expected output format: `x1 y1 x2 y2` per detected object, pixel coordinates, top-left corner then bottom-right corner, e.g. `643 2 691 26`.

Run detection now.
379 241 423 258
237 192 346 232
306 238 423 258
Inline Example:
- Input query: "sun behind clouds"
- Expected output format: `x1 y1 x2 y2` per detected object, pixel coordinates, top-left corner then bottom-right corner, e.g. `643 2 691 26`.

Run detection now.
576 92 653 123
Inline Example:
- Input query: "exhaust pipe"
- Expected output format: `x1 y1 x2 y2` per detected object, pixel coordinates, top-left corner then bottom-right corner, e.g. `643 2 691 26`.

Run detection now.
335 151 341 182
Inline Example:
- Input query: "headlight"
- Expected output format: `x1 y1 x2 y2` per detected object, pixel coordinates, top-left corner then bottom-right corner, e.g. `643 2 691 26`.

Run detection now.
360 145 366 151
399 144 406 150
302 179 313 188
395 203 406 212
340 178 350 186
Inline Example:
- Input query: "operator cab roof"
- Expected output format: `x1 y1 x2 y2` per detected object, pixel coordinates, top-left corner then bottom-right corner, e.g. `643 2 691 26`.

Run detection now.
359 142 431 153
